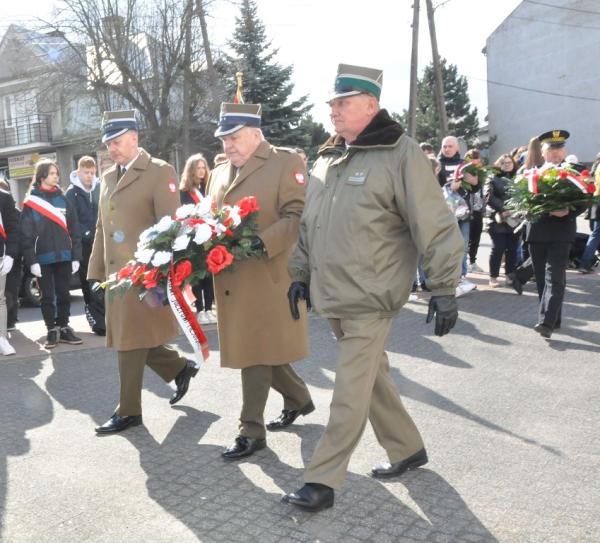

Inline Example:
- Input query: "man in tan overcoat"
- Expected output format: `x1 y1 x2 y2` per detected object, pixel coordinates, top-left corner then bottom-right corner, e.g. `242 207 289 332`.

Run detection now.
88 110 198 434
282 64 464 512
207 102 313 459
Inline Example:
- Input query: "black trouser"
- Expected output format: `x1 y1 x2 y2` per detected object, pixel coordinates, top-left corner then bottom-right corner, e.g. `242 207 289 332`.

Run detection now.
39 261 71 329
5 254 22 327
468 211 483 264
489 230 520 278
79 242 93 305
193 276 214 312
529 241 570 329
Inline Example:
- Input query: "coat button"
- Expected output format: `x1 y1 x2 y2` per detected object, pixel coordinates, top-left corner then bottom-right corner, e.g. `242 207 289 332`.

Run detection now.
225 290 230 296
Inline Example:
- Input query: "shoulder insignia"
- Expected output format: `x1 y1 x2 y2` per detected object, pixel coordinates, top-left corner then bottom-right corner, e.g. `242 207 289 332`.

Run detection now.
168 180 177 193
294 172 305 185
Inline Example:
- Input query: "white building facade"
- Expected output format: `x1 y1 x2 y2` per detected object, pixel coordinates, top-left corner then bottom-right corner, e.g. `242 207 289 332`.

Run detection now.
486 0 600 163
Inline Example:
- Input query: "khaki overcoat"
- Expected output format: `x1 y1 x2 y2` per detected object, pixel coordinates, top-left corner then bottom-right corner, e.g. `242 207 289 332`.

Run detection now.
206 141 309 369
88 148 180 350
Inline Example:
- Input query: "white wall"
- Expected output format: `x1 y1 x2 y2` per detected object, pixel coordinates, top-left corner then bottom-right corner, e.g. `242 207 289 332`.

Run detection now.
486 0 600 163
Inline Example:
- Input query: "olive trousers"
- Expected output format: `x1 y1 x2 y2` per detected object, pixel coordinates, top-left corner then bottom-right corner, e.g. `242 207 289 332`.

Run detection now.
304 317 424 490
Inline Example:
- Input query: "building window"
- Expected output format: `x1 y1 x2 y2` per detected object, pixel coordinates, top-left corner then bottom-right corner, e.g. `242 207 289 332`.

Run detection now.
4 95 15 128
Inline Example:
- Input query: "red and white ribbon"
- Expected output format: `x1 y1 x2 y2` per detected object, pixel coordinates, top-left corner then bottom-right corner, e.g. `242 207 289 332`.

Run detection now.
565 173 588 193
0 213 6 241
23 195 69 233
166 270 209 370
526 168 539 194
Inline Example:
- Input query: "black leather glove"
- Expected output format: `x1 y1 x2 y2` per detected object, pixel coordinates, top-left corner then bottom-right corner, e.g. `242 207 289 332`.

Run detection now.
287 281 311 320
250 236 264 252
426 295 458 336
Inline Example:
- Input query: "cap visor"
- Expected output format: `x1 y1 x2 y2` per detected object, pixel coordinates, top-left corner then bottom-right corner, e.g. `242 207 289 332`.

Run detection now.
214 124 245 138
102 128 130 143
326 90 363 102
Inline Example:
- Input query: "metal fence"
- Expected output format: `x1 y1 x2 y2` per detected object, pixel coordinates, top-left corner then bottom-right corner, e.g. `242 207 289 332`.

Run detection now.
0 114 52 148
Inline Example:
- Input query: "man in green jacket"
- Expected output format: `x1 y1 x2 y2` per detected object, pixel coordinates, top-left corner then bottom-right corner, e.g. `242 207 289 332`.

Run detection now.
282 64 464 512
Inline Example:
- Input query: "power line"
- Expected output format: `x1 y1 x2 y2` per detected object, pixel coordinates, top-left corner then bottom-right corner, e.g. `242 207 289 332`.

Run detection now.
523 0 600 16
512 14 600 31
466 75 600 103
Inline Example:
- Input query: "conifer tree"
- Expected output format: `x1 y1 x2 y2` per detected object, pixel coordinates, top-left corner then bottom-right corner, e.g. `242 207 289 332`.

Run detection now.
400 59 479 151
224 0 311 147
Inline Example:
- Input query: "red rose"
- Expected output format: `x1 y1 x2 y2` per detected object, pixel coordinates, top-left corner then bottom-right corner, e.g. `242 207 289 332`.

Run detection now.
188 218 205 227
236 196 259 218
558 170 568 180
581 170 590 178
172 259 193 286
587 183 596 194
206 245 234 274
143 267 161 289
118 262 134 281
131 264 147 286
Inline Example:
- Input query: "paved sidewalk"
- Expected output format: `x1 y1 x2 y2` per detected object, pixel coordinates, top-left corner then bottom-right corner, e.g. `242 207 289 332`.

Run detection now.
1 237 599 542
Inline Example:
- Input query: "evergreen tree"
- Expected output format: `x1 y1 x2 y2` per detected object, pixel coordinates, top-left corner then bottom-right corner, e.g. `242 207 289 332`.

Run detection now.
224 0 311 148
400 59 479 151
297 115 330 162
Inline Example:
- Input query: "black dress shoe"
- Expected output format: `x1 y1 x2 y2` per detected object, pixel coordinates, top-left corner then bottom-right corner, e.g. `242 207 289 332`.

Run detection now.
95 414 142 434
266 400 315 431
170 360 199 405
370 448 428 479
534 323 553 338
282 483 334 512
221 435 266 460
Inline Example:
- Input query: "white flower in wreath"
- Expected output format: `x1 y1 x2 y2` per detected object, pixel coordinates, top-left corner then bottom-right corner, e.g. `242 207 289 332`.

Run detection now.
214 222 227 235
134 248 155 264
193 223 213 245
151 250 172 267
172 233 191 251
139 225 158 244
196 195 213 217
175 204 196 220
227 206 241 227
155 215 174 233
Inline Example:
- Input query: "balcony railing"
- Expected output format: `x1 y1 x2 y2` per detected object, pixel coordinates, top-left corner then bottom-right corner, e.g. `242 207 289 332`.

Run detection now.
0 114 52 148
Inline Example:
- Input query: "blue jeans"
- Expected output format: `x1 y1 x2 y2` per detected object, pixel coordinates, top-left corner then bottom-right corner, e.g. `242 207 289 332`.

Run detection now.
458 220 470 276
580 220 600 268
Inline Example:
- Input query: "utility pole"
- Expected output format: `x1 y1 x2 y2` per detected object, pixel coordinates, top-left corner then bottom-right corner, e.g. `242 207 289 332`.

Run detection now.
425 0 448 136
408 0 420 138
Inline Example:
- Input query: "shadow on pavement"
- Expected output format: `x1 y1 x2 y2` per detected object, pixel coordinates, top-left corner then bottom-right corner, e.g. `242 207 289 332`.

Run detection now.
121 407 497 542
0 358 53 534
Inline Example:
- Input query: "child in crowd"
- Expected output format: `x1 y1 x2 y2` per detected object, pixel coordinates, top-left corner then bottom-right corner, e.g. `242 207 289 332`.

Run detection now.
20 159 83 349
179 153 216 325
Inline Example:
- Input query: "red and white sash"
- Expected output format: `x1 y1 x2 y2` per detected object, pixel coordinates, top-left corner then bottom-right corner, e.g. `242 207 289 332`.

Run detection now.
0 213 6 241
23 195 69 233
189 188 202 204
166 267 209 369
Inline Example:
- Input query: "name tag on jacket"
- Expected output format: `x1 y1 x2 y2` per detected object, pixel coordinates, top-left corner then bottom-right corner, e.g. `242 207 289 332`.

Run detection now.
346 169 368 185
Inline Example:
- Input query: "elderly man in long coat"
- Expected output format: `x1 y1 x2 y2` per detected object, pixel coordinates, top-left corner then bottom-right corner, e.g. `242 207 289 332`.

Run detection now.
88 110 198 434
207 103 314 459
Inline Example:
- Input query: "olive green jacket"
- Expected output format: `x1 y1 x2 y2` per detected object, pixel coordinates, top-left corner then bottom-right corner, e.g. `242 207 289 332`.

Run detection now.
289 110 463 319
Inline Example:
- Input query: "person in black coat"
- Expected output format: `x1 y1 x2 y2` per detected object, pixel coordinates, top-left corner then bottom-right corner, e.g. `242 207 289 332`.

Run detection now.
65 156 100 308
20 159 83 349
0 178 20 355
483 155 521 290
437 136 462 187
179 153 216 325
528 130 582 339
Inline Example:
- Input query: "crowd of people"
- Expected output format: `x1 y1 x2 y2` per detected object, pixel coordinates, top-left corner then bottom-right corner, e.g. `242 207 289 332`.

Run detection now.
0 60 598 515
